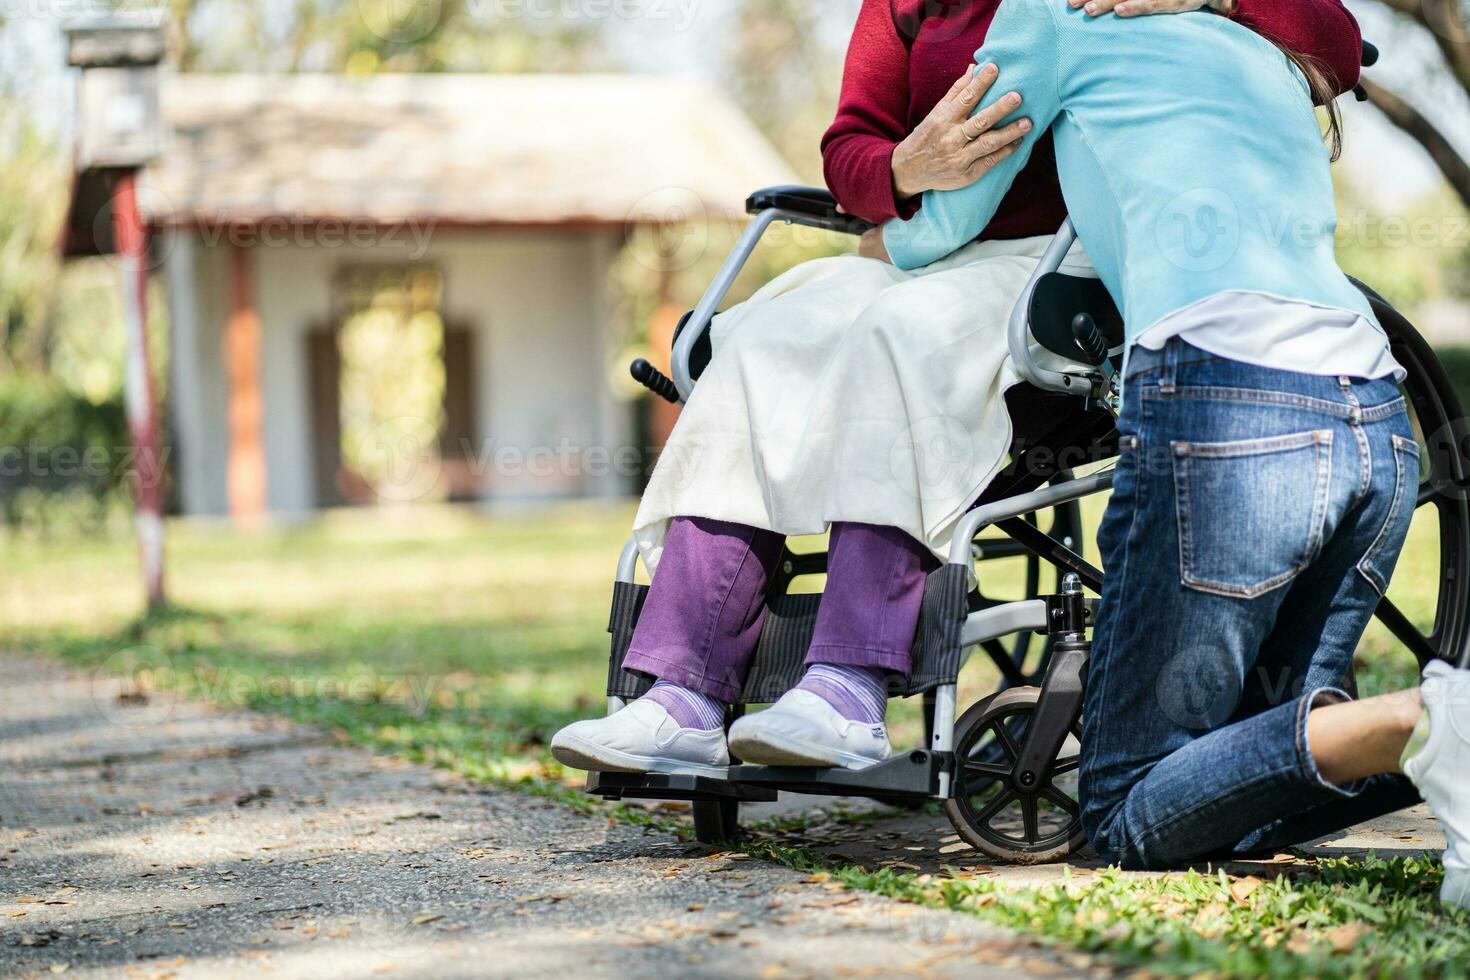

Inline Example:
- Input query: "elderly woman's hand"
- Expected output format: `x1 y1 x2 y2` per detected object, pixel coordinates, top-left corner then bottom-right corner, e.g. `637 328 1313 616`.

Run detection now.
1070 0 1236 15
890 64 1032 201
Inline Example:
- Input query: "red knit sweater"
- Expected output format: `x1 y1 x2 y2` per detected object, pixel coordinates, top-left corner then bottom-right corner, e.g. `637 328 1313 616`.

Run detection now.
822 0 1364 236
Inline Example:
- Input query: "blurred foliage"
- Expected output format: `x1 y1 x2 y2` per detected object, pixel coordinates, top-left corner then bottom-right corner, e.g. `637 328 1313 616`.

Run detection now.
336 267 448 503
162 0 608 74
1442 347 1470 414
724 0 842 183
0 98 69 376
0 375 129 532
1336 177 1470 312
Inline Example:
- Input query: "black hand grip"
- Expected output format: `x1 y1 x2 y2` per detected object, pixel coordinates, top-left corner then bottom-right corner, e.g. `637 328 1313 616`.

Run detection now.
1071 313 1110 367
744 185 876 237
631 359 681 404
1362 40 1379 68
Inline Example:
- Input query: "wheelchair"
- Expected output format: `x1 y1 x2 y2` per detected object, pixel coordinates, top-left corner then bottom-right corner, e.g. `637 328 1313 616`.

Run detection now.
587 43 1470 863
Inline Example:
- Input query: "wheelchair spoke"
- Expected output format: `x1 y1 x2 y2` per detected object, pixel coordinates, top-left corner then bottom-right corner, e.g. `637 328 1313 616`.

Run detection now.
990 720 1022 762
1021 794 1040 840
1051 755 1080 777
1375 595 1440 668
973 787 1017 828
964 760 1012 781
1040 785 1080 817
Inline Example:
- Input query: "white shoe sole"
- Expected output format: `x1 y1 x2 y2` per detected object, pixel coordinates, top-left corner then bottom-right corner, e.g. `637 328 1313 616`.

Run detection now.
728 726 884 771
552 733 728 779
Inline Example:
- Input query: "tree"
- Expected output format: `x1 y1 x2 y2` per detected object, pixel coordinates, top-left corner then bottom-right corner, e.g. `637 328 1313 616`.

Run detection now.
162 0 606 74
1362 0 1470 210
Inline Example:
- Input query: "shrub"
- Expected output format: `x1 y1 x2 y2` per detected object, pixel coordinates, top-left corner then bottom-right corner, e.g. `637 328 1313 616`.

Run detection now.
0 376 130 532
1440 347 1470 417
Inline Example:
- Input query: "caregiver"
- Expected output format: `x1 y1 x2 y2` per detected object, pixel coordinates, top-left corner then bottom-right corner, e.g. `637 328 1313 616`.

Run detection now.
874 0 1469 898
551 0 1364 778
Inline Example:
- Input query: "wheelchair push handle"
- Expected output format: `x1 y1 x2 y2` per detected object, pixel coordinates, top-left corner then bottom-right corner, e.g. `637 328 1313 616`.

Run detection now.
1355 40 1380 102
630 359 680 405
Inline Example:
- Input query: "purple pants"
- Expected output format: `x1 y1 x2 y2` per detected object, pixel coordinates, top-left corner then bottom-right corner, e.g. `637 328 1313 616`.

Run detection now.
623 518 937 702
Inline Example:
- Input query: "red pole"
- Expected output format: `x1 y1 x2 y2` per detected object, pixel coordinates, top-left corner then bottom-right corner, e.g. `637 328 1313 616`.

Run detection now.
111 170 167 610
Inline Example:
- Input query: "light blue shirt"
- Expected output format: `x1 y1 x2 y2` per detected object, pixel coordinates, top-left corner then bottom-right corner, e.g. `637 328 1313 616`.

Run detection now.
882 0 1377 342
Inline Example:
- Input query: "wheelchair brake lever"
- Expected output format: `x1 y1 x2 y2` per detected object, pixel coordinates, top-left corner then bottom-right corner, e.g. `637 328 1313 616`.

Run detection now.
1071 314 1110 367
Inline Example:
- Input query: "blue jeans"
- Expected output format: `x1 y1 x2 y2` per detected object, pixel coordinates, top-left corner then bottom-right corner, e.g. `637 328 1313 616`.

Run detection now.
1079 339 1422 869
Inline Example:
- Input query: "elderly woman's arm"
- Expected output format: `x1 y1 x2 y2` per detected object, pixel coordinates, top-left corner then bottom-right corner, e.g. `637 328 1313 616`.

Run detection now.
821 0 1030 224
820 0 915 224
881 4 1064 271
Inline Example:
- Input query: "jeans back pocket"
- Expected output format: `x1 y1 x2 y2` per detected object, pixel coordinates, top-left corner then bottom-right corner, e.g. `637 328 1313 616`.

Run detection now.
1173 430 1334 599
1358 434 1421 596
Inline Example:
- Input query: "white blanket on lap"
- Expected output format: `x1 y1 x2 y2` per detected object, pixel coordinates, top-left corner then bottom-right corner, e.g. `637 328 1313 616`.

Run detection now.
633 234 1094 574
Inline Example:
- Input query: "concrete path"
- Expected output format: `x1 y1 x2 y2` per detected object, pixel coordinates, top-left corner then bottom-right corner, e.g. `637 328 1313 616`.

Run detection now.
0 656 1091 980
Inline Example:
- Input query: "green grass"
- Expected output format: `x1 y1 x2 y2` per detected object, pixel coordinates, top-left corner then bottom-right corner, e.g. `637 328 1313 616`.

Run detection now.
1 500 1459 977
742 842 1470 979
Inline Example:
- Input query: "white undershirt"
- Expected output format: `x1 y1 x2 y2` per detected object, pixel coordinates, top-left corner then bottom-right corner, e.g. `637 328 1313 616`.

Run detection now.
1135 290 1406 382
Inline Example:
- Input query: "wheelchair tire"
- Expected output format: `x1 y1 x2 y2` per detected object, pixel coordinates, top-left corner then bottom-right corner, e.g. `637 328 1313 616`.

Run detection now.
1356 281 1470 670
945 687 1086 865
692 800 740 845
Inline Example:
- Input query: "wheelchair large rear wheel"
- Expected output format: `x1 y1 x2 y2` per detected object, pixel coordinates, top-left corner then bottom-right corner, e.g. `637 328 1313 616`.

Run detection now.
1359 283 1470 671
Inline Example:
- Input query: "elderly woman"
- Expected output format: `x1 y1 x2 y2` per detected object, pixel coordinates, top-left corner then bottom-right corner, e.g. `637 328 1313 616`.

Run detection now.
553 0 1364 778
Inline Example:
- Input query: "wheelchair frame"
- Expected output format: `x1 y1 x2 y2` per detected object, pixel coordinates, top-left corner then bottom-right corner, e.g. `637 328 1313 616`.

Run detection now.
595 188 1127 860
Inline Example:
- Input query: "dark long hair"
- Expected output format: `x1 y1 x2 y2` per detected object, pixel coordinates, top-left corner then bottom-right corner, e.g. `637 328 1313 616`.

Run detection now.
1278 44 1345 162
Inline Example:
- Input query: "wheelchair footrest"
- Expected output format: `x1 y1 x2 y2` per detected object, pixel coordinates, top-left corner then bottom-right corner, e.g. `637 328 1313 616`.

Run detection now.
585 771 779 804
728 750 949 800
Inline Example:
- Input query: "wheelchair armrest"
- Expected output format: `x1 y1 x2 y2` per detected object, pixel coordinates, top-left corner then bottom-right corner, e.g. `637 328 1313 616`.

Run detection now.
745 185 876 237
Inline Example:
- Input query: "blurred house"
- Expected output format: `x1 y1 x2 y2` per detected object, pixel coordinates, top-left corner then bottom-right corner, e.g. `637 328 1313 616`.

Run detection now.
63 70 794 518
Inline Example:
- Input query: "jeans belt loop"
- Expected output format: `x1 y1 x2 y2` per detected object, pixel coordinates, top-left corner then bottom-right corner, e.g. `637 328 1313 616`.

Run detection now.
1160 337 1181 393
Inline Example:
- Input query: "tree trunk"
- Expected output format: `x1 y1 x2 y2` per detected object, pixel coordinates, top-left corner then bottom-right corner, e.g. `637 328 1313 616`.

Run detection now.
1361 77 1470 212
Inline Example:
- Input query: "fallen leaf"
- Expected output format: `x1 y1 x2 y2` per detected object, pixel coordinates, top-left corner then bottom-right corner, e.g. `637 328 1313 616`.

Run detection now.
1229 876 1263 907
1327 922 1370 953
411 914 443 926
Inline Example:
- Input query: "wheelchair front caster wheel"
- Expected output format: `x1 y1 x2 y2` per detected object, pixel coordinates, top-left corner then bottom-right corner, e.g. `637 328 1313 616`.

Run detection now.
945 687 1086 865
692 800 740 845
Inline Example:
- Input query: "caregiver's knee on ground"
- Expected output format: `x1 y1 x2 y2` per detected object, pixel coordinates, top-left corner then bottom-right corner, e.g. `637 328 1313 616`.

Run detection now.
1079 341 1419 870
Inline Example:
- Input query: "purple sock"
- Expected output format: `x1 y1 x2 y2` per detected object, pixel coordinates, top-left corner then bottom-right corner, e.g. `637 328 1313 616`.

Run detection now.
797 664 889 724
641 680 726 731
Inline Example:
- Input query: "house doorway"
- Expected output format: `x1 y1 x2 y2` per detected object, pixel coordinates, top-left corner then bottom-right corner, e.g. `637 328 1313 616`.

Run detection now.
308 266 477 507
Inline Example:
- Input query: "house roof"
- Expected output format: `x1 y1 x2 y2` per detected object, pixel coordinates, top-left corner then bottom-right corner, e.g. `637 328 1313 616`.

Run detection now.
79 72 798 243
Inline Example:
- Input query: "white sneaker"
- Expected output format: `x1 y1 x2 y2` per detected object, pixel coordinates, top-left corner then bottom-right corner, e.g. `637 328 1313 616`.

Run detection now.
728 689 892 770
1403 660 1470 908
551 699 729 778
